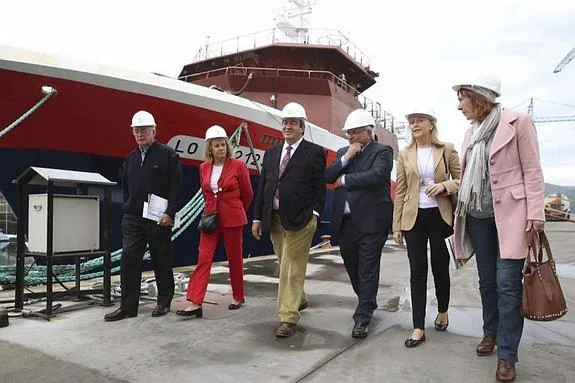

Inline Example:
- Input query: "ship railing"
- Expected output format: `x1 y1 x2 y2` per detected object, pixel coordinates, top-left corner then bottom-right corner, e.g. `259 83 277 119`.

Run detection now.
180 65 402 132
192 28 371 69
181 65 354 86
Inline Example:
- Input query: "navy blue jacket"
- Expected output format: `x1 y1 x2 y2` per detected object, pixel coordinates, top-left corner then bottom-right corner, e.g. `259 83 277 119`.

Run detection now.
326 141 393 233
122 140 184 219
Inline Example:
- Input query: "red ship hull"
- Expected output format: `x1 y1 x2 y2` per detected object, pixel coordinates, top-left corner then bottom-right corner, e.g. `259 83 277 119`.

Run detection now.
0 45 352 266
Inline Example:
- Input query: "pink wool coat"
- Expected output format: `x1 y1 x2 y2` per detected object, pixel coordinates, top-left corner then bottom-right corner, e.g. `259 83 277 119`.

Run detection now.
454 108 545 260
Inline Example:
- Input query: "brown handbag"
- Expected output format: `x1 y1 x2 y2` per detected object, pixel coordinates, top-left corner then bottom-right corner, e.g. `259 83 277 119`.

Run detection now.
521 231 568 321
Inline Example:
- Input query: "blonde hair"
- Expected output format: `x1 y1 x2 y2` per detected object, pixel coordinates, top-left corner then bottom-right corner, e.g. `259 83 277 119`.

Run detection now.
204 138 233 161
406 118 444 149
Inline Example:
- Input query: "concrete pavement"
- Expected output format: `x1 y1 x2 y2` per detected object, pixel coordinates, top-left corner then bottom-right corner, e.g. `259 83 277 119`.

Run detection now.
1 222 574 382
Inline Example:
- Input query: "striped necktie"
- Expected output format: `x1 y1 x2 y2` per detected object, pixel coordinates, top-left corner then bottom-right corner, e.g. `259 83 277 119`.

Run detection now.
279 145 292 177
275 145 292 201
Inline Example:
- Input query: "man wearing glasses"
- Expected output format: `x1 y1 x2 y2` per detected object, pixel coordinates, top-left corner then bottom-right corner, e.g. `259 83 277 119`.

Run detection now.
326 108 394 338
105 110 184 322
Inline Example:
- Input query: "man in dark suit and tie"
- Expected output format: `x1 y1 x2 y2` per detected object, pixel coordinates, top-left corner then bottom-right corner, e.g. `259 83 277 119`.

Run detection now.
326 108 394 338
252 102 326 338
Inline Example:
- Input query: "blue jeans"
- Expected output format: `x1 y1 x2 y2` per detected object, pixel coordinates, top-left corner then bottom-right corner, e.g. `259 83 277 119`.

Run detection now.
466 215 524 363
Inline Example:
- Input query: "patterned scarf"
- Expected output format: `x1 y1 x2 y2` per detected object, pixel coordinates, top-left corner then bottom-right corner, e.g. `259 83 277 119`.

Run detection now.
456 104 501 217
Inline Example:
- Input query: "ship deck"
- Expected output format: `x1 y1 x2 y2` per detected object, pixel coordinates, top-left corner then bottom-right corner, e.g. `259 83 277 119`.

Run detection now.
1 222 575 382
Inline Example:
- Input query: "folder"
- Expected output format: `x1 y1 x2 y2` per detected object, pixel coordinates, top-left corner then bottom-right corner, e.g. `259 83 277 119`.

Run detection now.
445 234 474 270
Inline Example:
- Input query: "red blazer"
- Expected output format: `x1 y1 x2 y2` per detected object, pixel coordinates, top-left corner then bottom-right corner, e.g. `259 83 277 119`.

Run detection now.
200 157 254 228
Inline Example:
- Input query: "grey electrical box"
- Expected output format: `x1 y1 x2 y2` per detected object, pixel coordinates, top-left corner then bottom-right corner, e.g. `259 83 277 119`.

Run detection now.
28 194 100 253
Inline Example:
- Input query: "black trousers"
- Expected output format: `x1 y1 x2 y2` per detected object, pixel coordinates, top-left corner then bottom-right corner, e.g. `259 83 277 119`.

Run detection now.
120 214 174 314
404 207 452 329
339 216 388 324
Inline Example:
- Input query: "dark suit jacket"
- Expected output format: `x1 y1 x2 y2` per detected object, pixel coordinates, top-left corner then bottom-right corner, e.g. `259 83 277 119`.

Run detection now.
200 157 253 228
253 139 326 231
326 141 393 233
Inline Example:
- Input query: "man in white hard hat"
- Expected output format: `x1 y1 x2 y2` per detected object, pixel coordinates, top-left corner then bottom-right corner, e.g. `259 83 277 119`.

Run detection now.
326 108 394 338
105 110 184 322
252 102 326 338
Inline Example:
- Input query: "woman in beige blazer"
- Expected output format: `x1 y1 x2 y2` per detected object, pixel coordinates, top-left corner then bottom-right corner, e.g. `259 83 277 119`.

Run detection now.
392 108 460 348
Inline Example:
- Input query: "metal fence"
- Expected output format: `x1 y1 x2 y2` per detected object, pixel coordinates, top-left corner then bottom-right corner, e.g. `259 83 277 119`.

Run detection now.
0 192 17 235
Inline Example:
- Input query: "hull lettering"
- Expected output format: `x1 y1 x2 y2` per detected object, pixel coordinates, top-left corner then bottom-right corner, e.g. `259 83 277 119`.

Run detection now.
168 135 265 170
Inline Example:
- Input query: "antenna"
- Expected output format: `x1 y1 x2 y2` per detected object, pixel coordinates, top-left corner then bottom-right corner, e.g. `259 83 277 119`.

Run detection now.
273 0 317 43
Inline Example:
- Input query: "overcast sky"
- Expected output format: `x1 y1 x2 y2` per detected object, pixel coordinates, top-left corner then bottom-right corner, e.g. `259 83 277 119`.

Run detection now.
2 0 575 185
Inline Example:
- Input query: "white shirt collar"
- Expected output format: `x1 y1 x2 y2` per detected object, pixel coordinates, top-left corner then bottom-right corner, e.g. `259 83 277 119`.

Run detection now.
283 136 304 152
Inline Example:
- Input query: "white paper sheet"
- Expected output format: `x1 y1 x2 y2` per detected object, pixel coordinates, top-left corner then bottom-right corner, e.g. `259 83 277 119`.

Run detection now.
142 194 181 227
142 194 167 221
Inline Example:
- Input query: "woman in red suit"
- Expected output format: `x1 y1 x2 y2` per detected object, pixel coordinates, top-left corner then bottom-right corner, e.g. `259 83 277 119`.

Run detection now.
176 125 254 318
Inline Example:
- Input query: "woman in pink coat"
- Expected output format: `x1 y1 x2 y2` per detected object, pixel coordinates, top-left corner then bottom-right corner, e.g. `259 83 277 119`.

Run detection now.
452 75 545 382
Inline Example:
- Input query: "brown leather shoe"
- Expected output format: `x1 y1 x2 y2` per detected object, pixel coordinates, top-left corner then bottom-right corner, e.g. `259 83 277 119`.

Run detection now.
496 359 516 382
476 334 497 356
274 322 296 338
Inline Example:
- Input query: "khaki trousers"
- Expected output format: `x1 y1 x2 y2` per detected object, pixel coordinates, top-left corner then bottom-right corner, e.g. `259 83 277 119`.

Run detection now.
270 212 317 324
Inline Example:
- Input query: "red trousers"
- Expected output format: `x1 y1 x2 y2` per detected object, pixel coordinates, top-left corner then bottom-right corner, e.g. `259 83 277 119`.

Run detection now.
186 225 244 304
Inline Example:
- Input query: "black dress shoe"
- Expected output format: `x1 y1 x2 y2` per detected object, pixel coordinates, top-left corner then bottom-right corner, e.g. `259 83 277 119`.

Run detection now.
175 307 203 318
151 304 170 317
352 322 369 338
405 334 426 348
104 308 137 322
228 299 245 310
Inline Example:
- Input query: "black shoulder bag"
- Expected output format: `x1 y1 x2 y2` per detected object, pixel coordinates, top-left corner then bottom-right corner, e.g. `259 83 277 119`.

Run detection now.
198 190 219 232
198 211 218 232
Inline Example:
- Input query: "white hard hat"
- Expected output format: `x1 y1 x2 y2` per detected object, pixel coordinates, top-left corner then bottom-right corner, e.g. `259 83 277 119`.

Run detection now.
405 108 437 123
205 125 228 141
281 102 307 120
452 75 501 98
131 110 156 127
342 108 376 131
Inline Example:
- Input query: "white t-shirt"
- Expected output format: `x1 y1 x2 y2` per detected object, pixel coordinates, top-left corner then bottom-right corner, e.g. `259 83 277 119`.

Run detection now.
417 147 438 208
210 164 223 193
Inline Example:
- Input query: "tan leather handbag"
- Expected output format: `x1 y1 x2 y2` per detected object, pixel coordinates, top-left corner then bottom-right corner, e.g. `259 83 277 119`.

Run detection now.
521 231 568 321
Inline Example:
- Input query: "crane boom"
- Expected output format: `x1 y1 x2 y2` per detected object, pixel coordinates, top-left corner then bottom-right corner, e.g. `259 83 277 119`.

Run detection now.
533 115 575 123
553 47 575 73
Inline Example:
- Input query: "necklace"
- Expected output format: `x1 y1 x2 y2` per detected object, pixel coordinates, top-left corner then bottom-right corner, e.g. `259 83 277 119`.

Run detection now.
417 147 433 186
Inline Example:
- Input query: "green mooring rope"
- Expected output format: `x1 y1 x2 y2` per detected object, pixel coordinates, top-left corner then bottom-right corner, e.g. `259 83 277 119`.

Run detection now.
0 125 246 286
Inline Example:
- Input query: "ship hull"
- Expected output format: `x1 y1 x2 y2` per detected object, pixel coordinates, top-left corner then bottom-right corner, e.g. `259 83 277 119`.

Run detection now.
0 148 338 266
0 45 347 266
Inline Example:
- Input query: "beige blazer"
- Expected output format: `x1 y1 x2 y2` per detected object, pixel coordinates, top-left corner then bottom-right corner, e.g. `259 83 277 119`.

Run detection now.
392 142 461 232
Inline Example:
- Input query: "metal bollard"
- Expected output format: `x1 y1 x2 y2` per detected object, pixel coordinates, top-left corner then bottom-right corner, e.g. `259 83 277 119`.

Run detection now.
148 283 158 298
320 235 332 248
180 279 188 292
0 310 9 328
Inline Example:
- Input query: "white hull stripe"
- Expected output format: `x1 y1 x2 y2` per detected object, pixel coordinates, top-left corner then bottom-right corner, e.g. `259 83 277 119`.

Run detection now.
0 44 348 152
